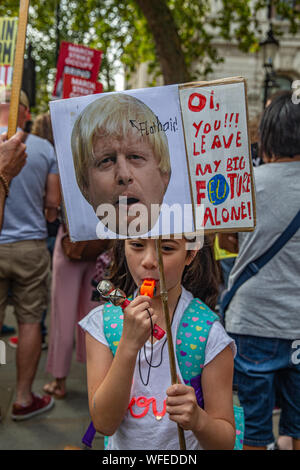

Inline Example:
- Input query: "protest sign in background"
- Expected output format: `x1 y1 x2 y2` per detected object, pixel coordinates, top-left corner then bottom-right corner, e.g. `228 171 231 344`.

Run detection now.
0 17 18 87
62 73 103 98
179 77 256 232
53 41 102 99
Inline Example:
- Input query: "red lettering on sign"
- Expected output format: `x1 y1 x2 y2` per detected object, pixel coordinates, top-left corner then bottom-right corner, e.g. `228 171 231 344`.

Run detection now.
228 172 251 199
226 156 246 172
193 121 203 138
214 120 221 131
223 134 234 149
196 181 206 205
214 160 221 172
211 135 222 149
196 164 212 176
214 207 221 225
241 201 248 220
204 123 211 134
211 132 242 150
202 202 253 227
231 206 241 220
193 136 206 154
248 201 252 219
204 207 215 226
243 172 251 192
193 142 200 156
222 208 229 222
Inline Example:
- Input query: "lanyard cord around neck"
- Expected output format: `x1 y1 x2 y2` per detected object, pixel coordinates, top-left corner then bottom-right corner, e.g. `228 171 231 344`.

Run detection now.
138 293 182 386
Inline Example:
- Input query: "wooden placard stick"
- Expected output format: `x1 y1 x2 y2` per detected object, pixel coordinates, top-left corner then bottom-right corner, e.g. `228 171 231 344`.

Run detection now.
7 0 30 139
155 238 186 450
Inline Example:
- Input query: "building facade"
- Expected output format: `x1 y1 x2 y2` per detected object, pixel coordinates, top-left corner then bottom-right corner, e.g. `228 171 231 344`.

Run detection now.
127 2 300 121
207 5 300 119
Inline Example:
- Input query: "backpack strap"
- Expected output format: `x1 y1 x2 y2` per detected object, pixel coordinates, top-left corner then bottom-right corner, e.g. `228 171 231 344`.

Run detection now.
175 298 219 408
103 302 124 355
82 302 123 449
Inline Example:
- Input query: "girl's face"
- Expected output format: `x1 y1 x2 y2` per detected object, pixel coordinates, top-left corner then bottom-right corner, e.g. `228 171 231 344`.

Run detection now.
124 238 197 298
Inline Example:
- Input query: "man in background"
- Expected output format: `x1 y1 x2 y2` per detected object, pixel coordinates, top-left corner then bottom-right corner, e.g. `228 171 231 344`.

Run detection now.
0 89 60 420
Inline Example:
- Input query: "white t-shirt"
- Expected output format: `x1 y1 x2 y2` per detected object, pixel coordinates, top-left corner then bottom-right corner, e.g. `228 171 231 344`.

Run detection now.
79 287 236 450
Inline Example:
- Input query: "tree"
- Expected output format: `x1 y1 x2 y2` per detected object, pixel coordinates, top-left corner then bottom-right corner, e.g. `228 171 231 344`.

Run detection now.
133 0 190 84
130 0 300 84
0 0 299 112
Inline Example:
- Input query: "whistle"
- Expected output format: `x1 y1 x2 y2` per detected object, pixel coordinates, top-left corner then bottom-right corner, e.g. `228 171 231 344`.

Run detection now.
140 279 156 297
97 279 165 340
140 280 165 340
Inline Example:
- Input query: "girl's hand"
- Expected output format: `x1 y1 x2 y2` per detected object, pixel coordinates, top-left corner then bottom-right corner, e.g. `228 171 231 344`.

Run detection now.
166 382 205 432
122 295 158 353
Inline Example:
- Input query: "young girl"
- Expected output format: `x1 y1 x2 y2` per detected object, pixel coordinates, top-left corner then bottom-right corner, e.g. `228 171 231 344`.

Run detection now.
79 236 236 450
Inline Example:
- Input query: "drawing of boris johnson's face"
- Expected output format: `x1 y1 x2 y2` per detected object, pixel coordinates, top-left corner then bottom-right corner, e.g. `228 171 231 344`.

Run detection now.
71 93 172 236
86 130 170 235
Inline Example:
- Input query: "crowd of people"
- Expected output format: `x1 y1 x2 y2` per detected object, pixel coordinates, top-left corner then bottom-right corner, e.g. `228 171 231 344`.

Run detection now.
0 87 299 451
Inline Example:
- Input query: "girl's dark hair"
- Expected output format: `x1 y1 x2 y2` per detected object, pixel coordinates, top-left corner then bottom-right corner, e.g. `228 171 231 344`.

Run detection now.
259 91 300 160
107 236 221 311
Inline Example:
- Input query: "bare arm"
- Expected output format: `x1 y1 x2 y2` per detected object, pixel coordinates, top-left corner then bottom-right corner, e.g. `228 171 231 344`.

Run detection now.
86 332 137 436
218 233 239 254
44 173 61 222
166 346 235 450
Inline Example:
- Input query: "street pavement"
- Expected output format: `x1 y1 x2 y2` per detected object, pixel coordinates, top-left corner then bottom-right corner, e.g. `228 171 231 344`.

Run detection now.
0 305 104 451
0 305 280 451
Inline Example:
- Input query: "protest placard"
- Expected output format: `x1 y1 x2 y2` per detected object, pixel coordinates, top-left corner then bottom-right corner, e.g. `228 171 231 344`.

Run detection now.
179 77 256 232
50 85 191 240
53 41 102 99
62 73 103 98
50 78 255 241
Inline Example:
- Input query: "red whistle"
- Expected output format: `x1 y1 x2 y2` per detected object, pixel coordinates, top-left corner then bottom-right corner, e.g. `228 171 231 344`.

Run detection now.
140 279 156 297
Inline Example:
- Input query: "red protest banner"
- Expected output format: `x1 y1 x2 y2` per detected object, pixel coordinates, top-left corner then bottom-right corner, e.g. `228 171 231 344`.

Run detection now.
62 74 103 98
53 41 102 98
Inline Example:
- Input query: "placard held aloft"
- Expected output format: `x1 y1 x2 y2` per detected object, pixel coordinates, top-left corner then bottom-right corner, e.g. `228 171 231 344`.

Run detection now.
179 77 256 233
50 76 256 241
